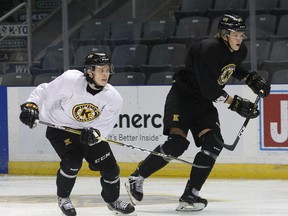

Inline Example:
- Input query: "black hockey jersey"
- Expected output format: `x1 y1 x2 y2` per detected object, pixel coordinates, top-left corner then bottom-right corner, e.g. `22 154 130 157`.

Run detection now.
173 38 249 103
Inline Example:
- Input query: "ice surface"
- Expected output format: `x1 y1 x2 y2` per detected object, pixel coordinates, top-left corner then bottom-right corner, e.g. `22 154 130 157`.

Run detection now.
0 176 287 215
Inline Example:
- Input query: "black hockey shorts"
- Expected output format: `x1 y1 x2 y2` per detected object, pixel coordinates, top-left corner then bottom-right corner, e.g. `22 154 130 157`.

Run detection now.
46 127 117 171
163 86 223 146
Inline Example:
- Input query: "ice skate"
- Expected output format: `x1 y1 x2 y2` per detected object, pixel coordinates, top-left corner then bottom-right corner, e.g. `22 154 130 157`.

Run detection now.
58 197 77 216
107 199 135 215
176 192 207 212
125 170 144 205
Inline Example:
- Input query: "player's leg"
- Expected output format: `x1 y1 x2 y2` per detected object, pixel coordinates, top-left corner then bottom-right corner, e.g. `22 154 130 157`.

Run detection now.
176 107 224 212
86 142 135 214
127 132 189 204
46 127 83 216
127 88 190 205
57 151 83 216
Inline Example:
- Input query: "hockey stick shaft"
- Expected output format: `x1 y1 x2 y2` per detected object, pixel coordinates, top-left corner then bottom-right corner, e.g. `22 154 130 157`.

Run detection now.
215 91 263 151
36 120 209 168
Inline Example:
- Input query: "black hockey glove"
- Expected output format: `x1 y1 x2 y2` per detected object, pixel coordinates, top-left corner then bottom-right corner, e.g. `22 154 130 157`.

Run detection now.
245 71 270 98
19 102 39 128
80 127 101 146
228 95 260 119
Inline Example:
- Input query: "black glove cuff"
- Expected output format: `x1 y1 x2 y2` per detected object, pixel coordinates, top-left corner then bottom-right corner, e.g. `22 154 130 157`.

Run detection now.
245 71 259 86
93 128 101 138
228 95 240 111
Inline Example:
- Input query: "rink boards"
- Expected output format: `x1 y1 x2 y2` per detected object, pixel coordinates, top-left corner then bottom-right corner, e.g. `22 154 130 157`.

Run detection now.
1 85 288 178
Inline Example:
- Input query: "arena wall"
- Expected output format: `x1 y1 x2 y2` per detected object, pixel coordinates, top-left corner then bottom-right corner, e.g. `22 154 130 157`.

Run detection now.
1 85 288 178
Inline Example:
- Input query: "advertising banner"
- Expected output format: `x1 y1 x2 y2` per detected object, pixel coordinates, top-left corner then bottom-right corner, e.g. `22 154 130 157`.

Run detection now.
6 85 288 164
261 90 288 150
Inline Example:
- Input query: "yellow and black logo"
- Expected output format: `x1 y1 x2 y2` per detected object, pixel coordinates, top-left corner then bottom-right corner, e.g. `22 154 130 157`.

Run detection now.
217 64 235 85
64 138 72 146
172 114 179 122
72 103 100 122
87 54 94 59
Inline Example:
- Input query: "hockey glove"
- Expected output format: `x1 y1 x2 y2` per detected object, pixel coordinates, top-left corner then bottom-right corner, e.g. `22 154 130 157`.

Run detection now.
228 95 260 119
19 102 39 128
245 71 270 98
80 127 101 146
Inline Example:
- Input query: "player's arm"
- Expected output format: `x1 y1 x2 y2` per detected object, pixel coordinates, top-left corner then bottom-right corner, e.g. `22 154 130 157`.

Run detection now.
213 90 259 119
19 72 72 128
223 93 259 119
234 63 270 98
200 80 260 119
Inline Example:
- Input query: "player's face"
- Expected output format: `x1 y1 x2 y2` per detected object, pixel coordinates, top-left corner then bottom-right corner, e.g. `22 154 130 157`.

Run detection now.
228 31 247 51
91 65 111 86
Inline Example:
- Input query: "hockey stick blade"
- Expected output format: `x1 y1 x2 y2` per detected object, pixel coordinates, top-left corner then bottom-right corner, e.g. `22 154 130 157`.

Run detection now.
214 91 263 151
213 134 238 151
36 120 209 168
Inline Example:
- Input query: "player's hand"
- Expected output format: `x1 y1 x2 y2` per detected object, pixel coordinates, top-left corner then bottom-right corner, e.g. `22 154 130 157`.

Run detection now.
80 128 101 146
228 95 259 119
19 102 39 128
245 71 270 98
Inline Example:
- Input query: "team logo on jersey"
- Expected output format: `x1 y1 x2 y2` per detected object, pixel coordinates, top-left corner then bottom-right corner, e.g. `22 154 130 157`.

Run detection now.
64 138 72 146
217 64 235 85
172 114 179 122
72 103 100 122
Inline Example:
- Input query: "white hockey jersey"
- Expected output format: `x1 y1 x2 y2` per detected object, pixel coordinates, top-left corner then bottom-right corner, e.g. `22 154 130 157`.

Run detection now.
27 69 123 138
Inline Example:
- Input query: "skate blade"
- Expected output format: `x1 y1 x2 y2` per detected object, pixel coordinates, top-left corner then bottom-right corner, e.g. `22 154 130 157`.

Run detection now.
124 182 138 206
175 201 205 212
60 211 76 216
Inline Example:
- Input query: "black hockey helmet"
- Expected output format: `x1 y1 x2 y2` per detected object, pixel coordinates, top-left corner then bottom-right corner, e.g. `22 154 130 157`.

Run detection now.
218 14 246 33
84 52 113 70
83 52 114 86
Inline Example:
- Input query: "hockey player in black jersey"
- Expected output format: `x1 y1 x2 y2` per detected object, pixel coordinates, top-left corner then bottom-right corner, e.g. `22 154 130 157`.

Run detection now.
126 14 271 211
19 53 135 215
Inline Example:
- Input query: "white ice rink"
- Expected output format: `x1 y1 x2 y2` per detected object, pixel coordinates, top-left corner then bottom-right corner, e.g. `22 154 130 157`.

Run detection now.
0 175 287 216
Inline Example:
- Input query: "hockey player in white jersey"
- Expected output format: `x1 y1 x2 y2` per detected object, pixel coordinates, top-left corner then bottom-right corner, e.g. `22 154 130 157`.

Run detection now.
19 53 135 216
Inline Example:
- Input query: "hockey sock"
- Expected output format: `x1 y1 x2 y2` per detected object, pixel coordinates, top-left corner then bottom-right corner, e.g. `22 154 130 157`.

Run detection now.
56 169 76 198
100 165 120 203
189 151 215 191
138 145 169 178
100 176 120 203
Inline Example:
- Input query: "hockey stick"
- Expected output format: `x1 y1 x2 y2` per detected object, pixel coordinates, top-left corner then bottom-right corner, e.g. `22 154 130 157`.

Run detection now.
214 91 263 151
36 120 209 168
